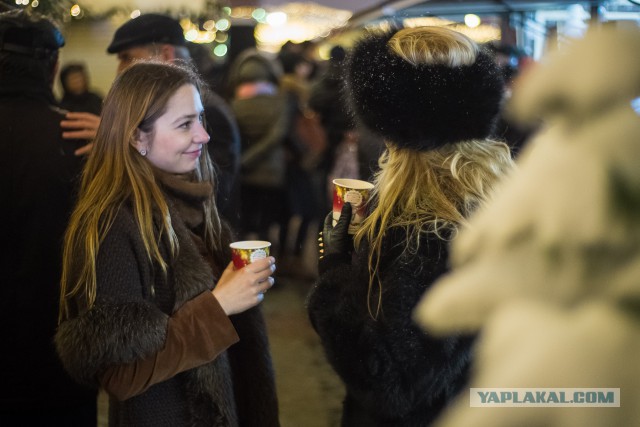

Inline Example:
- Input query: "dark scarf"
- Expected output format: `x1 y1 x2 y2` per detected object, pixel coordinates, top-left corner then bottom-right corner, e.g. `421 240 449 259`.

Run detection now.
153 168 212 228
152 168 227 278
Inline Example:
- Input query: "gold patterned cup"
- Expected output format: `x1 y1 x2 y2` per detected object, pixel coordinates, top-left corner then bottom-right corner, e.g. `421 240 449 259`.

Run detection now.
332 178 375 234
230 241 271 269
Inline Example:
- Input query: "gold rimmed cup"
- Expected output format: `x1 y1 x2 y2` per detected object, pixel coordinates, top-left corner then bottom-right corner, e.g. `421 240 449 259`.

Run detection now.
230 240 271 269
332 178 375 234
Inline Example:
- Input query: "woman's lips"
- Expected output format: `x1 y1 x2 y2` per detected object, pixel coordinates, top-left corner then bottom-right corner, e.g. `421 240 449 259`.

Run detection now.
185 149 201 158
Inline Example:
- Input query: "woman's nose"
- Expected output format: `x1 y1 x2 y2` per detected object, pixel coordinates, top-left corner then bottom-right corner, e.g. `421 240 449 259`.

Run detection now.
194 122 210 145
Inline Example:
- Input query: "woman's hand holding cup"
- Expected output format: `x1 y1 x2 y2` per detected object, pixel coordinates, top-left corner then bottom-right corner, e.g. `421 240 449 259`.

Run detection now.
212 256 276 315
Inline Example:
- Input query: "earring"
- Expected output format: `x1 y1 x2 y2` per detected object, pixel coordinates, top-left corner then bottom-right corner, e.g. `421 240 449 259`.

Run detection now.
140 149 147 156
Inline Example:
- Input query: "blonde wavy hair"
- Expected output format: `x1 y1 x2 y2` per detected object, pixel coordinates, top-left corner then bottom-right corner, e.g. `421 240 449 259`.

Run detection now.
59 61 222 322
354 27 514 319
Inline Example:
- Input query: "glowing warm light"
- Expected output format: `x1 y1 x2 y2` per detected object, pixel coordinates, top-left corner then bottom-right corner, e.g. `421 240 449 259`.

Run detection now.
180 18 192 29
452 23 500 42
230 7 253 18
195 31 216 43
222 7 231 15
213 44 228 57
375 17 499 43
215 32 228 43
255 3 351 52
404 17 454 27
252 8 267 21
464 14 481 28
32 0 39 5
215 19 230 31
70 4 81 17
369 21 393 33
185 28 198 41
257 23 308 45
178 18 220 44
266 12 287 27
130 9 141 19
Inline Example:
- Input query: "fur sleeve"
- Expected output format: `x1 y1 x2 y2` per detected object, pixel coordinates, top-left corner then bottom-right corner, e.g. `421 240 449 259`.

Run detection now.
55 208 168 386
55 301 168 386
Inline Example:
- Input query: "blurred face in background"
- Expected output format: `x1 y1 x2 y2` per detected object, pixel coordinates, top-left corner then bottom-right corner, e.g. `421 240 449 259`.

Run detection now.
64 70 88 95
295 61 313 80
137 84 209 174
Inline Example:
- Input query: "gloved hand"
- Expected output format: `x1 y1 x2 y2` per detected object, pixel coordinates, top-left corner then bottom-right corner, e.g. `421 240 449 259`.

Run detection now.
319 202 353 258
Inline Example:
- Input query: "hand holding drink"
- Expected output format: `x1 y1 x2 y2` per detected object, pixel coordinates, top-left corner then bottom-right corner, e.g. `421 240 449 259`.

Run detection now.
332 179 374 234
212 241 275 315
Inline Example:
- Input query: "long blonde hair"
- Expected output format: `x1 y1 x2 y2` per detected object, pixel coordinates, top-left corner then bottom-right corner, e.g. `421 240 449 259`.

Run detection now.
354 27 514 319
59 61 222 322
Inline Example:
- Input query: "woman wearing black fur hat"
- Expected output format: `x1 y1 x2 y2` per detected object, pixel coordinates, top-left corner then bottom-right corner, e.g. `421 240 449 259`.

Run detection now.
307 26 514 426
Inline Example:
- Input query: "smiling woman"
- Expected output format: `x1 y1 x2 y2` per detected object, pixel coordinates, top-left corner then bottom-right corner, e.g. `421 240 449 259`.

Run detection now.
54 61 280 426
136 84 210 174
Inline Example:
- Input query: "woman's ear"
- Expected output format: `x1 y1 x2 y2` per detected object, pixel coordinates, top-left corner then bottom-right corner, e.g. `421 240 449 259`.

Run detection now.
135 128 150 154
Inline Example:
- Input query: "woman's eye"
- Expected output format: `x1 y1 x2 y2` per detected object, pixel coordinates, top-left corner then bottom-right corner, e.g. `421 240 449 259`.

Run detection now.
179 121 192 129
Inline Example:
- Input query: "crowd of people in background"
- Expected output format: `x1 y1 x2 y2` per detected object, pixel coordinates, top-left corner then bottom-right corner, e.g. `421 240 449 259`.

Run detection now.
2 4 638 427
53 15 535 272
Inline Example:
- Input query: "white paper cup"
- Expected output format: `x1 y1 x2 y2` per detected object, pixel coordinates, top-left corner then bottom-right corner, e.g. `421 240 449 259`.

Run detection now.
230 241 271 269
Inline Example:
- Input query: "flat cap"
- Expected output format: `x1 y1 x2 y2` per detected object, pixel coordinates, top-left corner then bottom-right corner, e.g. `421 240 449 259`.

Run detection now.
107 14 185 54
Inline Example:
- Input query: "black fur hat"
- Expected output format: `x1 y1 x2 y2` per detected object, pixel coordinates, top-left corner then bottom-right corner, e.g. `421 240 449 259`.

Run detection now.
345 29 505 151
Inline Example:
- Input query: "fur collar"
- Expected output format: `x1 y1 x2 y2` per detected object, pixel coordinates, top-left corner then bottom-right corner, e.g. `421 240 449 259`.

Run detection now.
154 167 213 231
164 186 238 427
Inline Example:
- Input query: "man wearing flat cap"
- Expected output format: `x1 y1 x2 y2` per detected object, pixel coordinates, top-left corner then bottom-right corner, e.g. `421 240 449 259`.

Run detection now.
107 13 191 74
62 13 242 226
0 9 97 425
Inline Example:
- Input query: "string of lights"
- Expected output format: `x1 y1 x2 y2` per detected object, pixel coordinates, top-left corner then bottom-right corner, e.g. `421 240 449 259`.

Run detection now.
2 0 352 56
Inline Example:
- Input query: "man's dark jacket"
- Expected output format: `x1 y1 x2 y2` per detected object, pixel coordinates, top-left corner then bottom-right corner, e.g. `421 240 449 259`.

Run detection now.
0 77 97 413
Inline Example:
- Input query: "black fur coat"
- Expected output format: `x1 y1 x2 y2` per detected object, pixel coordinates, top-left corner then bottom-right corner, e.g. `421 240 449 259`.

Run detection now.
55 187 279 427
307 226 473 426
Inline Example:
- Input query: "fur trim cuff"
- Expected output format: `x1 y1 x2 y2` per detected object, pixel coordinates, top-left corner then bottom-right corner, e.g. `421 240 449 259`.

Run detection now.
55 301 168 386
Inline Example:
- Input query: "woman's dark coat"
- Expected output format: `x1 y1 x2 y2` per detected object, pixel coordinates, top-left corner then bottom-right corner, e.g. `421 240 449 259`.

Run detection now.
55 187 279 426
308 226 472 426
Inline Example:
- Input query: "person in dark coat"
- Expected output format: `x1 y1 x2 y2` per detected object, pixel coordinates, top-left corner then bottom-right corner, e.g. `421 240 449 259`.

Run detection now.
227 49 292 249
0 9 97 425
60 14 242 229
55 61 280 426
307 26 515 427
59 62 103 115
